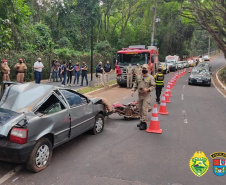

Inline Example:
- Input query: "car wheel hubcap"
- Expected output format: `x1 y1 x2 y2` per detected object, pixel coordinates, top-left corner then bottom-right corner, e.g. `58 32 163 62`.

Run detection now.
36 144 50 168
96 118 103 133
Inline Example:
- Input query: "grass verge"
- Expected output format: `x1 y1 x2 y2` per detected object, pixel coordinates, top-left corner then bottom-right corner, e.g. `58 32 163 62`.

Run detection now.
77 79 117 94
218 67 226 85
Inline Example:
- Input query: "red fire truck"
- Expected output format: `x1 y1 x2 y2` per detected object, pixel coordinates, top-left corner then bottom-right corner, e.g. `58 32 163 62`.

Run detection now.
115 45 159 86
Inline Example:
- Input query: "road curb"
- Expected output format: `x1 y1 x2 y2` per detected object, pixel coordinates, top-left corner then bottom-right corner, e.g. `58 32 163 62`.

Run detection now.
215 64 226 90
85 83 118 96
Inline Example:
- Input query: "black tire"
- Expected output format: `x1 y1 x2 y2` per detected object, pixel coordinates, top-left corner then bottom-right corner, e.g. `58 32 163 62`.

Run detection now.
188 81 191 85
91 114 104 135
26 138 52 173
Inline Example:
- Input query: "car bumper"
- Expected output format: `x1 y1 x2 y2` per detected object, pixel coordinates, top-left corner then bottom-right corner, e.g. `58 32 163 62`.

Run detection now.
116 75 135 86
189 78 211 85
0 138 35 163
169 66 176 71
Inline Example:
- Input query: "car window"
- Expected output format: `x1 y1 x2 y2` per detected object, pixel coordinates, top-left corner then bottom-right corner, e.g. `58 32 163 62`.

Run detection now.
36 94 66 115
60 90 87 107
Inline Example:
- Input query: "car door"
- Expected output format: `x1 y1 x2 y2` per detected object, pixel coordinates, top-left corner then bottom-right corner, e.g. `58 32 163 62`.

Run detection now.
59 89 94 137
34 93 70 146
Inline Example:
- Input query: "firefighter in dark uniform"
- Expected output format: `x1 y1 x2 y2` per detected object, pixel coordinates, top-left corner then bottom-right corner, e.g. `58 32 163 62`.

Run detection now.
154 68 164 104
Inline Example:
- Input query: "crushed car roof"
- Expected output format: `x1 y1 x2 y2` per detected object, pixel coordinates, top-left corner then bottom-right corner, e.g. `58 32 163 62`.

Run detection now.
0 83 58 113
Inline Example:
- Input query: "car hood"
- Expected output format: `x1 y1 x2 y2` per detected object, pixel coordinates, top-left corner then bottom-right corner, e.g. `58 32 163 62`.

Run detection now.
190 74 209 78
0 83 56 113
0 108 26 137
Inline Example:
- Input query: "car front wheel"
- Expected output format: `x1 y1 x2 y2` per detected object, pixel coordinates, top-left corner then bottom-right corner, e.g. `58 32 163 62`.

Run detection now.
26 138 52 173
91 114 104 135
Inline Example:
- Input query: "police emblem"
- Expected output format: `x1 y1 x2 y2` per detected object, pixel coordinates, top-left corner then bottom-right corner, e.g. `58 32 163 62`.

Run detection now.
210 152 226 176
189 151 209 177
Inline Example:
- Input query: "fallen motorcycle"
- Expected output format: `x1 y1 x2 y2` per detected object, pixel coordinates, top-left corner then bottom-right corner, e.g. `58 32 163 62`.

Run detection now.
112 101 152 120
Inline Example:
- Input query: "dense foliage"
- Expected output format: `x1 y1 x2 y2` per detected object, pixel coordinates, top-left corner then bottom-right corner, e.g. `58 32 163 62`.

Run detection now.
0 0 222 81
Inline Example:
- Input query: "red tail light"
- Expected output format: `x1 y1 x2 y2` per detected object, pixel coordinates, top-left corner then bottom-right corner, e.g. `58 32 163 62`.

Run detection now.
10 128 28 144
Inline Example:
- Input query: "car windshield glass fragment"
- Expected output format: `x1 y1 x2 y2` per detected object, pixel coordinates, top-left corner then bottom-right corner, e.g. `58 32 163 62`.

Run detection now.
117 53 147 66
36 94 66 116
0 108 20 126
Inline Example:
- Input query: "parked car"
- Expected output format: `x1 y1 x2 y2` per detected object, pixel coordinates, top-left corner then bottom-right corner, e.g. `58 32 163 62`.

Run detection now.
203 55 210 61
166 61 177 72
183 61 189 68
177 61 184 69
188 60 195 67
159 62 170 74
188 67 211 86
0 83 106 172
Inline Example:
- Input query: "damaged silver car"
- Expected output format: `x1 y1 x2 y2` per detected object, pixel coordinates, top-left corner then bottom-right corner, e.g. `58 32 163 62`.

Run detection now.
0 82 106 172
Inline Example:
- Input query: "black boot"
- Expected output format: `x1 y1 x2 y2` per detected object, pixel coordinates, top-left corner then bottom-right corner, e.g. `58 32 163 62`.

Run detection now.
139 122 147 130
137 121 142 127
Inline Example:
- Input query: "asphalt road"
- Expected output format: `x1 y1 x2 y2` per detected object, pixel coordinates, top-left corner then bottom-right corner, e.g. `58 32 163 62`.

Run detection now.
0 54 226 185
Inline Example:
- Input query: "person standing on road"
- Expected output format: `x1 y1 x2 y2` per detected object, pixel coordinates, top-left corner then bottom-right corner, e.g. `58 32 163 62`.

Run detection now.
61 61 67 87
96 61 104 86
103 61 112 86
134 64 142 76
154 68 164 104
53 59 60 82
14 58 27 83
131 64 155 130
1 59 10 81
67 60 74 86
73 62 81 86
81 61 88 86
126 63 134 88
34 57 44 84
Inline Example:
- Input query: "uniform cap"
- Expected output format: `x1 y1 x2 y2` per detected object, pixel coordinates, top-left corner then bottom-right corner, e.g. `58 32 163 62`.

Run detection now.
19 58 23 61
142 64 148 69
2 59 7 62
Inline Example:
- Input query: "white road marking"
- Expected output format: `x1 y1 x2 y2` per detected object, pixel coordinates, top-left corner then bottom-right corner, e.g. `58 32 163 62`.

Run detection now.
0 165 23 184
182 110 188 124
181 94 184 100
183 85 185 89
212 77 226 99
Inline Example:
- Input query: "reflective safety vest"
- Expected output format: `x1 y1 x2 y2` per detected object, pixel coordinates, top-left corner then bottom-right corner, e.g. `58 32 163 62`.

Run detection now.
155 73 164 86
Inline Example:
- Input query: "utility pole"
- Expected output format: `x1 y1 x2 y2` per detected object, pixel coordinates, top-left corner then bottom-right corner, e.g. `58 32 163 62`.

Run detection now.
208 36 211 56
151 0 157 46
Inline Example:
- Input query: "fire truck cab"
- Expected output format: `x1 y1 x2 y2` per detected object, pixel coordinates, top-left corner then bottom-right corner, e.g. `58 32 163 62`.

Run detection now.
115 45 159 86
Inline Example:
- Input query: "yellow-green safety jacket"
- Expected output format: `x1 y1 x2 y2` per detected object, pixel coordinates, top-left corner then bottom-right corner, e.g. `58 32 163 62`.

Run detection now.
154 73 164 86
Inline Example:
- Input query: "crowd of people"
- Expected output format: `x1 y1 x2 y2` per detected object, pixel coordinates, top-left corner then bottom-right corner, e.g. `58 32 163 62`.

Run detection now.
1 58 113 87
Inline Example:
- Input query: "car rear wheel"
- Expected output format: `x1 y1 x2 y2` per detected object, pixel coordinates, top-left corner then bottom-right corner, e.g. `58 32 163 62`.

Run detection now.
91 114 104 135
26 138 52 173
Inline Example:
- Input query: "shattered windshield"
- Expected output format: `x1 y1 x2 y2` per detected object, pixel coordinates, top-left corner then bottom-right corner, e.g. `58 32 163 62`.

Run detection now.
0 108 20 126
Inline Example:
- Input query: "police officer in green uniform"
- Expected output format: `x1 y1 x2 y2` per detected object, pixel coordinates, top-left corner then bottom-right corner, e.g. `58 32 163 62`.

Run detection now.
154 68 164 104
131 64 155 130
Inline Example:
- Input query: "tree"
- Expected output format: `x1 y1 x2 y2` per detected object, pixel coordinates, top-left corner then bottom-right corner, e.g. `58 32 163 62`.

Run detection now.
181 0 226 58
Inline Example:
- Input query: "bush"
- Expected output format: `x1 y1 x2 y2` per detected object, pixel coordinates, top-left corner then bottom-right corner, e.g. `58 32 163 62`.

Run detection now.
219 67 226 84
95 40 113 57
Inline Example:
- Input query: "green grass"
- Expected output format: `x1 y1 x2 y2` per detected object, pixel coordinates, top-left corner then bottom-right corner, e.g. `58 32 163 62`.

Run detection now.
219 67 226 85
77 79 117 94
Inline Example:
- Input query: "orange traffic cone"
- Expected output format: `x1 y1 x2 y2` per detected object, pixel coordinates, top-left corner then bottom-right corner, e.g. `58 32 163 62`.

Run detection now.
146 104 162 134
166 88 172 97
165 91 171 103
158 100 168 115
